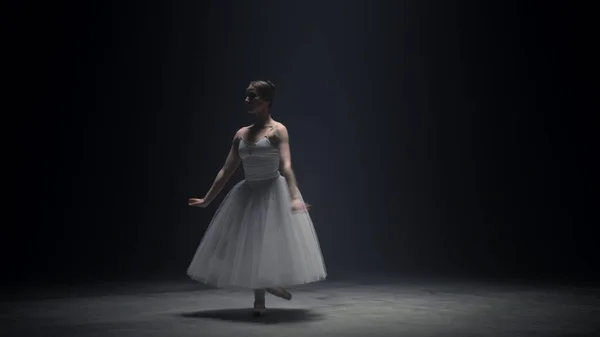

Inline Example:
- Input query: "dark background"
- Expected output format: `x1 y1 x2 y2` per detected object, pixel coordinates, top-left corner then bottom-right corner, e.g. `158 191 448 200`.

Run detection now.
7 0 597 287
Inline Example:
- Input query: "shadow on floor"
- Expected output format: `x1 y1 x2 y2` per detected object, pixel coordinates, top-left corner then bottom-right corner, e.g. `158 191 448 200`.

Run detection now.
178 307 324 324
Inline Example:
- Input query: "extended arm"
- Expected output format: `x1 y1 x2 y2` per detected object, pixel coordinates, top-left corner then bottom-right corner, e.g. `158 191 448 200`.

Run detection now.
277 125 301 200
202 130 242 204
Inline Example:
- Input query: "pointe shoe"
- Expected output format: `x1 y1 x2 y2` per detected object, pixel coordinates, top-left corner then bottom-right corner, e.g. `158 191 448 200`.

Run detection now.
252 301 266 317
266 287 292 300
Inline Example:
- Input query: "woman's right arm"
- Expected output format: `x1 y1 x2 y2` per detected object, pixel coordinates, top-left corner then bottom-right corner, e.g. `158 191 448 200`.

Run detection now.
202 129 243 204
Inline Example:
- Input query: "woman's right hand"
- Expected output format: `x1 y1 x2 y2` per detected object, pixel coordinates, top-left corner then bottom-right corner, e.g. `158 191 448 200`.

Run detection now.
188 198 209 208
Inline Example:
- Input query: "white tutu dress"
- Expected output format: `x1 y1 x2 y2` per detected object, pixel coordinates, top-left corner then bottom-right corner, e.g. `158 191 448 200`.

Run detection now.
187 134 327 289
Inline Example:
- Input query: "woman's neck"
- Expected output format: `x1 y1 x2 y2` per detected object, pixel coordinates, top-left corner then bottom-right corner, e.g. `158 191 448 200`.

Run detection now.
253 111 273 127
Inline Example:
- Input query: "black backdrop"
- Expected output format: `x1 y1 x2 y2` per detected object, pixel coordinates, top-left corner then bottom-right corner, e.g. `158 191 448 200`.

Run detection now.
7 0 597 286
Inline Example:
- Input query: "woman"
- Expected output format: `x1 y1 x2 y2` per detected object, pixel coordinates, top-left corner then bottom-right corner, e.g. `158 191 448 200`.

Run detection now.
187 80 327 316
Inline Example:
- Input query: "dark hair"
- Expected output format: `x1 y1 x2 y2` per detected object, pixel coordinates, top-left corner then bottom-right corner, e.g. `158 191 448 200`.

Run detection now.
249 80 276 107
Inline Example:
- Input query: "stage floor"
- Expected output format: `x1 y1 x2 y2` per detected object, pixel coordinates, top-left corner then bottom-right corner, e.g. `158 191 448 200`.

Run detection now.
2 275 599 336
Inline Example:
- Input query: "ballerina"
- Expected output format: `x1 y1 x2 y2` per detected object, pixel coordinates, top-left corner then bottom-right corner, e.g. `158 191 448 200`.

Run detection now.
187 80 327 316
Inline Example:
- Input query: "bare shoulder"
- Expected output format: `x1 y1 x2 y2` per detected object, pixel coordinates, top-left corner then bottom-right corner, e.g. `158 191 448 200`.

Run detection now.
234 126 250 139
231 127 247 148
273 121 289 139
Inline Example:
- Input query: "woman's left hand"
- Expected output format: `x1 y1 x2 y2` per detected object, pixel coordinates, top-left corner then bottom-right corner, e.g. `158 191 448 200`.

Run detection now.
291 198 310 212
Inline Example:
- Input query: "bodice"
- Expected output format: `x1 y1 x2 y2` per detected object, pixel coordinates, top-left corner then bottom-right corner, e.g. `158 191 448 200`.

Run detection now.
238 136 280 182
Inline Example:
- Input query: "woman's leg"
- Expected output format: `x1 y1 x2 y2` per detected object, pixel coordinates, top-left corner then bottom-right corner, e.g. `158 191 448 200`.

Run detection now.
254 289 266 303
266 287 292 300
253 289 266 315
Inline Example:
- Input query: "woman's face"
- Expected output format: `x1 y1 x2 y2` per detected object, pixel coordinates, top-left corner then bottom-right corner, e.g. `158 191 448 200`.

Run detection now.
245 85 268 113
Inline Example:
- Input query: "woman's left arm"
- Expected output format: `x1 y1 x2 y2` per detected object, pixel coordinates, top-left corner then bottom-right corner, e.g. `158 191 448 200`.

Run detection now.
276 125 301 201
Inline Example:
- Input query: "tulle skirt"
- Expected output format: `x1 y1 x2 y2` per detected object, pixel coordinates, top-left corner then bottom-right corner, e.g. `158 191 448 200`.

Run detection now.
187 175 327 289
